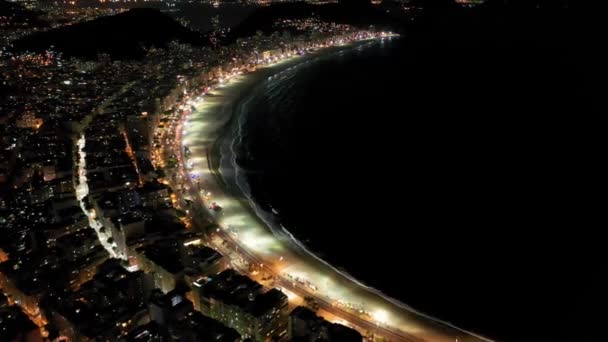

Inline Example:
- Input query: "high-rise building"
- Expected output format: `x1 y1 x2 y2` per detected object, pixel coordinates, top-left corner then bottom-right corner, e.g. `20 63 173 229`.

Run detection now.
135 239 184 293
197 269 288 341
110 213 145 258
145 289 241 342
289 306 363 342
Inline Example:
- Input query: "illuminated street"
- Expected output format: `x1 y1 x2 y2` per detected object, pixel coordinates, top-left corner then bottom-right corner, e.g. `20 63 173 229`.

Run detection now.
75 135 118 258
174 46 491 342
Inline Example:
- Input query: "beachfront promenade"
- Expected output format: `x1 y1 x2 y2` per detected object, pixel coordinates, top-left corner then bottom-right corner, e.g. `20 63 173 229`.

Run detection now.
164 42 491 342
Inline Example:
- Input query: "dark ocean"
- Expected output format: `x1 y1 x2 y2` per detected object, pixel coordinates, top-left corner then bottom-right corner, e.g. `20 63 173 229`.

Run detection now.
232 37 603 342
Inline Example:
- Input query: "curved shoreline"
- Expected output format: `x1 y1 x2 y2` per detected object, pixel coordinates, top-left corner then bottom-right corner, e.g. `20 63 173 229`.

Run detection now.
216 42 420 307
182 39 491 342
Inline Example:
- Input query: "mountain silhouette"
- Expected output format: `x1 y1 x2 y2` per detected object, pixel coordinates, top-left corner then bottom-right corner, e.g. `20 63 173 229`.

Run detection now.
0 0 48 28
228 1 398 41
13 8 208 59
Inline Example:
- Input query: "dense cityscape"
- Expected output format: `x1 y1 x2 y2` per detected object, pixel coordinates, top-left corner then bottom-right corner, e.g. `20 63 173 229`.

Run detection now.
2 0 591 341
0 1 433 341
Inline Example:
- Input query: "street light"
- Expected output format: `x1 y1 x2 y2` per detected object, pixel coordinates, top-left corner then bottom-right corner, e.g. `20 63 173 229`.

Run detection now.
372 310 388 324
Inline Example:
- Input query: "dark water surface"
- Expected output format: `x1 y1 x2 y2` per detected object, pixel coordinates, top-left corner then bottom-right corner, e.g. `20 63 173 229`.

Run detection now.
234 38 602 341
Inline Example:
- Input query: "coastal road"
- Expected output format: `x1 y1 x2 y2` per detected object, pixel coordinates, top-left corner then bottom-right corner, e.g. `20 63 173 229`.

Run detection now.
163 43 492 342
212 225 425 342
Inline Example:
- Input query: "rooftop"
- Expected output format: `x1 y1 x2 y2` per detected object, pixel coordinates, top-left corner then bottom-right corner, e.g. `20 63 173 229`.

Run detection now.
201 269 287 318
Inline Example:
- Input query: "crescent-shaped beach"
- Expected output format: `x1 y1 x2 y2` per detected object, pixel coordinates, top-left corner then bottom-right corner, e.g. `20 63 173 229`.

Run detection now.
176 40 490 342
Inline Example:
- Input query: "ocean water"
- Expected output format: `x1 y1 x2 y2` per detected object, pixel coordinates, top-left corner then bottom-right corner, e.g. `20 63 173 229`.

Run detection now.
224 38 602 341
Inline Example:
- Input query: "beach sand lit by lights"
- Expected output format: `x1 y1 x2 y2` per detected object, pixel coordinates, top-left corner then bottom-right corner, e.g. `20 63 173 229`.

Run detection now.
180 43 490 342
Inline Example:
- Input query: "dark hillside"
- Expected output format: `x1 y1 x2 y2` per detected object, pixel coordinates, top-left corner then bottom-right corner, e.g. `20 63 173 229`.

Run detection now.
12 8 208 59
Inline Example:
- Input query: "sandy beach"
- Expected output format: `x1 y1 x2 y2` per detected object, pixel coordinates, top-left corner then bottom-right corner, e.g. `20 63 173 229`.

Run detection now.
180 40 490 342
